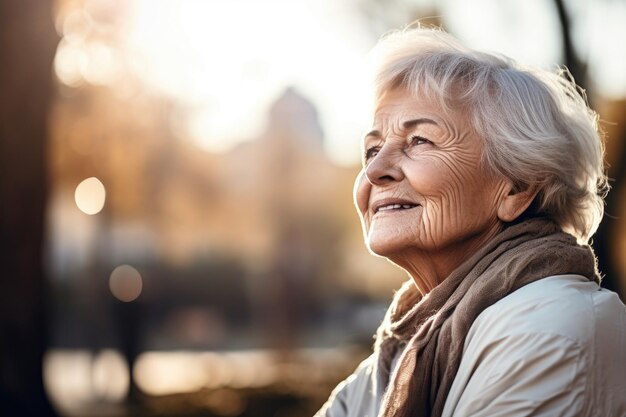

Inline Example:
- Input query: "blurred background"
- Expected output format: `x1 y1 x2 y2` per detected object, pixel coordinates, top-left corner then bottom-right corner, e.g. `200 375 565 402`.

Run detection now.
1 0 625 416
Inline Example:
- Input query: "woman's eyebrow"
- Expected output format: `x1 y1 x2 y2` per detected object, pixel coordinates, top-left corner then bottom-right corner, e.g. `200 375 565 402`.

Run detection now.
402 117 438 130
364 130 381 141
363 118 438 142
363 117 439 141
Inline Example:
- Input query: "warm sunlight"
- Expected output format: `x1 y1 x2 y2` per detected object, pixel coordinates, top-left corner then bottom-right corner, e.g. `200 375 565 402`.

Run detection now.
53 0 626 166
125 0 373 164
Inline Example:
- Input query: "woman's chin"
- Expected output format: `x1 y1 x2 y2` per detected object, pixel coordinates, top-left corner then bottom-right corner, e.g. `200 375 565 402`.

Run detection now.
366 236 410 258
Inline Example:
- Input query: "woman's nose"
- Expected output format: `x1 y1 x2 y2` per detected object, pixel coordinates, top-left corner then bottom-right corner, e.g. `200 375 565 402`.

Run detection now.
364 146 404 185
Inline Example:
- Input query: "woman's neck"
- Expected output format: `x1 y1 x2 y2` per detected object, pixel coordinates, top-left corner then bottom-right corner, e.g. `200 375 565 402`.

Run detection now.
392 222 504 295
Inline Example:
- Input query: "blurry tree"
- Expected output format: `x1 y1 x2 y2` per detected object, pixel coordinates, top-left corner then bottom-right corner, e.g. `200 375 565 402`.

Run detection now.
553 0 587 88
0 0 59 415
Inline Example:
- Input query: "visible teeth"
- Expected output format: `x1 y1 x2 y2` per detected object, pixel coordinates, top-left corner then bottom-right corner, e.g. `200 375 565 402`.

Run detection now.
378 204 415 212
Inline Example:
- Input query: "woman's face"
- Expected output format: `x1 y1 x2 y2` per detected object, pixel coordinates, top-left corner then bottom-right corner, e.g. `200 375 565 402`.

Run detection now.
354 88 508 267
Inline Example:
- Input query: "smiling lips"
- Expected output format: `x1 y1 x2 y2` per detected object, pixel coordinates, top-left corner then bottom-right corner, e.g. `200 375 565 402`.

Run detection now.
373 199 419 214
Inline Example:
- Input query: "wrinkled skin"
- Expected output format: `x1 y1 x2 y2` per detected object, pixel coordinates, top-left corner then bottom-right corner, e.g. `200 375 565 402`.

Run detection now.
354 88 515 295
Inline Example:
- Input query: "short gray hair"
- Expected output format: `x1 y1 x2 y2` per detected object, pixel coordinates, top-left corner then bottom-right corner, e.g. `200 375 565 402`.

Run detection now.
369 26 608 243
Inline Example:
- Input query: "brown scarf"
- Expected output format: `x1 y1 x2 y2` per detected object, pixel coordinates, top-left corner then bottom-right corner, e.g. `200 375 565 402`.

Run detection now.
374 217 600 417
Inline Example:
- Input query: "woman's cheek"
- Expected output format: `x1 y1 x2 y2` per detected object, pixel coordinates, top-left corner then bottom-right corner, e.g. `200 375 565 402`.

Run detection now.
419 201 439 246
419 185 459 246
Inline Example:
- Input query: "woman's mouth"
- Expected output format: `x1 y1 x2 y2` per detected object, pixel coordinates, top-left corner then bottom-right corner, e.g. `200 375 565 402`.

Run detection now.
372 197 421 215
376 203 418 212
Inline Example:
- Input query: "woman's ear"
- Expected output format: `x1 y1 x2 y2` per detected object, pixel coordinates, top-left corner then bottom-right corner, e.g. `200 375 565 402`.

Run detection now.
497 182 539 222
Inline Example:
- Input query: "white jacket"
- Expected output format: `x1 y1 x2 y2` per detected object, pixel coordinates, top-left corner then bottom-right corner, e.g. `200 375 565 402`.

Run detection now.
317 275 626 417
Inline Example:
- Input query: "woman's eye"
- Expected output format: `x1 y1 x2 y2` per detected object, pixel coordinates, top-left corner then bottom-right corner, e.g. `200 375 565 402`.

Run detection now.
364 147 380 161
410 135 431 145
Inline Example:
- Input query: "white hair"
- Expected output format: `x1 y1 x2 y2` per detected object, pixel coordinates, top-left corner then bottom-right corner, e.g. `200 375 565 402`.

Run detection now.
368 26 608 243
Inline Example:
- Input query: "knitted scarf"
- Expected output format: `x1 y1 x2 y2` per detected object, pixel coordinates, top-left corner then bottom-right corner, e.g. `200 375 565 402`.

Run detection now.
374 217 600 417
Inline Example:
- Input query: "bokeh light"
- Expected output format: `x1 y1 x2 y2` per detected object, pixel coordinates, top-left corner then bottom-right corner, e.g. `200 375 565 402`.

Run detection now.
54 39 87 87
43 349 129 412
134 352 208 395
92 349 129 402
74 177 106 215
133 350 279 396
109 264 143 302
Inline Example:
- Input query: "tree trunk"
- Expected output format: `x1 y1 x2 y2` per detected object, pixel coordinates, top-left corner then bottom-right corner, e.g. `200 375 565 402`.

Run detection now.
0 0 59 415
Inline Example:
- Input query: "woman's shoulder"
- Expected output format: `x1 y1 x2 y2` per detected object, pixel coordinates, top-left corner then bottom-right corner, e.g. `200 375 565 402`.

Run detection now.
443 275 626 417
314 353 380 417
468 274 625 345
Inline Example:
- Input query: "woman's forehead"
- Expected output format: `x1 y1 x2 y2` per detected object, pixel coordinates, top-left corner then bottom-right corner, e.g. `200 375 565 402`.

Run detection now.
371 88 465 128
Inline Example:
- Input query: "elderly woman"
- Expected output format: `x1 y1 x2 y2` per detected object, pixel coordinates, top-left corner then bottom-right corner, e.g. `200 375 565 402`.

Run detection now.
315 27 626 417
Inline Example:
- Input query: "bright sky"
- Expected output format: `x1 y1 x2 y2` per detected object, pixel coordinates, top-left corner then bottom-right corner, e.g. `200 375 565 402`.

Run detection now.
121 0 626 166
127 0 375 165
442 0 626 99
